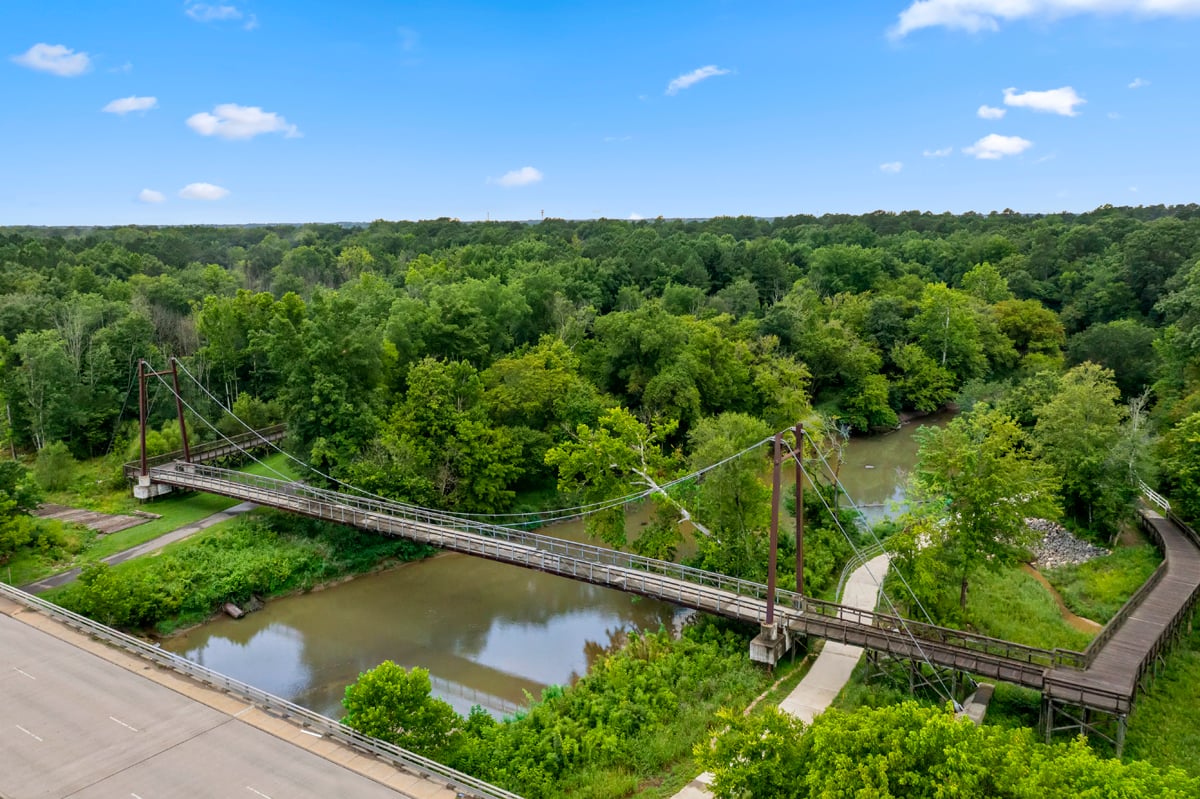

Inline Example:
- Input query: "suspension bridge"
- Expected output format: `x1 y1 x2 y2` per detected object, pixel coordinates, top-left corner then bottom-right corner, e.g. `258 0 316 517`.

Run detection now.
116 357 1200 753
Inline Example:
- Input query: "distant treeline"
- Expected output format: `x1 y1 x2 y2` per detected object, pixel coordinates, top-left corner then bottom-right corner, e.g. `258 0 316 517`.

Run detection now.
2 205 1200 525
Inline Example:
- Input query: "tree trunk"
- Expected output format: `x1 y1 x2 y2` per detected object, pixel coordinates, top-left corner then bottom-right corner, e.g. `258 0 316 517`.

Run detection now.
959 575 969 612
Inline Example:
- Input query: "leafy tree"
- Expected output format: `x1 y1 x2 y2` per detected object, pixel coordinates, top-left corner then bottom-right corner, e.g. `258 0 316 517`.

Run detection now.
1158 410 1200 522
1067 319 1158 398
908 283 987 383
33 440 75 491
900 405 1058 615
960 261 1012 303
688 413 772 579
342 661 460 758
545 408 678 549
890 343 954 412
0 460 42 564
1034 363 1131 534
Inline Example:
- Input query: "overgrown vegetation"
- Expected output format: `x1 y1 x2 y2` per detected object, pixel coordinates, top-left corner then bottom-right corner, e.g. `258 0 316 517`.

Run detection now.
46 510 434 632
698 701 1199 798
1124 625 1200 777
1045 543 1162 624
343 621 767 799
965 567 1093 651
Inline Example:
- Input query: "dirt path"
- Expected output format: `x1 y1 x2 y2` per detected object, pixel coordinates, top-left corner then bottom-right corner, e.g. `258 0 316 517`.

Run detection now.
1020 563 1102 634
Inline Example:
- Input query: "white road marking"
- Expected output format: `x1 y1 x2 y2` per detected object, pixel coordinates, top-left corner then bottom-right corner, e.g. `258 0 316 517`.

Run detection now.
13 667 36 680
131 793 145 799
109 715 140 732
300 729 322 738
15 724 43 742
246 787 272 799
234 705 253 718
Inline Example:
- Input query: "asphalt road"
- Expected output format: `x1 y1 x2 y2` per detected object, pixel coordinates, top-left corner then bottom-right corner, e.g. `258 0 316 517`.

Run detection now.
0 612 416 799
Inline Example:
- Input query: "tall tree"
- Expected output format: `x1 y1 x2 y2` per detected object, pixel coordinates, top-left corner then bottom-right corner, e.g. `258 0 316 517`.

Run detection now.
903 405 1058 614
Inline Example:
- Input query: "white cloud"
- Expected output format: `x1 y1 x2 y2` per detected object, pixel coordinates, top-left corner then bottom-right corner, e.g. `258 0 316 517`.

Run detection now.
138 189 165 204
10 43 91 77
1003 86 1085 116
629 213 645 220
891 0 1200 38
666 65 731 95
923 146 953 157
879 161 904 174
179 182 230 200
1129 77 1150 89
492 166 543 187
964 133 1033 160
977 104 1006 119
186 103 300 139
103 96 158 114
1108 111 1122 119
186 4 243 22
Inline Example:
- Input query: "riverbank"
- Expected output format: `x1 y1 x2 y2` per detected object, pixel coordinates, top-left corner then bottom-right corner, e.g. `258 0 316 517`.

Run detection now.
44 510 436 635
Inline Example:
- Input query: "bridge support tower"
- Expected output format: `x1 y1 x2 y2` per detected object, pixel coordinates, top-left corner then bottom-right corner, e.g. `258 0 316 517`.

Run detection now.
133 358 191 500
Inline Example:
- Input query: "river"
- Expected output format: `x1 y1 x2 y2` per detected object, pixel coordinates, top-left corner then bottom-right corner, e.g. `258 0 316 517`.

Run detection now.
163 412 952 719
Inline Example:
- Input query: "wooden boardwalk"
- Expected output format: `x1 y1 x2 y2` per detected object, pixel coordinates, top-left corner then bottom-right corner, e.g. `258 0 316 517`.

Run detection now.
142 461 1200 724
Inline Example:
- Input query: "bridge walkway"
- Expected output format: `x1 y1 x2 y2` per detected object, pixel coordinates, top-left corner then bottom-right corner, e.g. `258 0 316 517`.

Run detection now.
1044 508 1200 715
146 463 1081 694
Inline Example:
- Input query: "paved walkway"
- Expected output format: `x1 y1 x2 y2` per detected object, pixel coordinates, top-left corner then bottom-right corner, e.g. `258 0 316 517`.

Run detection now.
673 554 890 799
20 501 258 594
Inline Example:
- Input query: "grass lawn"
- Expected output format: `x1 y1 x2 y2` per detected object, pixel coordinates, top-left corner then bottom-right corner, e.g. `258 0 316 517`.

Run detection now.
1124 625 1200 777
1044 543 1162 625
966 567 1094 652
10 452 305 584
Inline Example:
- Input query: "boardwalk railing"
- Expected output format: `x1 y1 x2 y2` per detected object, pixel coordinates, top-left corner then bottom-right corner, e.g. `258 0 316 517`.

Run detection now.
0 582 523 799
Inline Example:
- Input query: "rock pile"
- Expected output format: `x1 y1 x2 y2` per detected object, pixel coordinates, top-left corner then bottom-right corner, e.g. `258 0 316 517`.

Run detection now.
1027 518 1109 569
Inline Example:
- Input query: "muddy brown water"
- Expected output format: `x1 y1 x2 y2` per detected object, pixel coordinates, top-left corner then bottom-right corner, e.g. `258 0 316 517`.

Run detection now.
164 412 953 719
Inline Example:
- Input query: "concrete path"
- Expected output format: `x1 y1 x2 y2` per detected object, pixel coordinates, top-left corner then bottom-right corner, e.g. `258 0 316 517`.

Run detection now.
672 553 890 799
778 553 889 723
20 501 258 594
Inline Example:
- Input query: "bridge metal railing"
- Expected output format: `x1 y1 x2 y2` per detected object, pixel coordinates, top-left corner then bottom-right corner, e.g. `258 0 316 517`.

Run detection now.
151 462 1090 673
122 424 287 480
0 582 524 799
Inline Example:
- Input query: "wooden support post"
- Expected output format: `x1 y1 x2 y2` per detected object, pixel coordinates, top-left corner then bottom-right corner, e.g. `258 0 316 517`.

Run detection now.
169 358 192 463
795 422 804 596
766 432 782 629
138 359 148 477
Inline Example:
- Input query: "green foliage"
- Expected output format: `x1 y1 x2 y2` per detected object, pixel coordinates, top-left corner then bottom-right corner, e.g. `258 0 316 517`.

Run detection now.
1158 411 1200 522
47 511 433 630
1124 624 1200 777
0 459 43 564
896 405 1059 617
442 623 765 799
1033 362 1135 536
342 662 460 758
965 567 1092 651
699 701 1199 799
33 440 75 491
1045 544 1162 624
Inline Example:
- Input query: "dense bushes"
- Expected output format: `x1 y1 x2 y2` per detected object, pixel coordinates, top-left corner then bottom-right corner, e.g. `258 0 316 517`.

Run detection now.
345 621 767 799
699 701 1200 798
47 510 433 630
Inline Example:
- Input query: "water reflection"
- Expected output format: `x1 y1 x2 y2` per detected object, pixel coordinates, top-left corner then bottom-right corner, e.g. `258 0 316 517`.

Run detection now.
164 413 948 718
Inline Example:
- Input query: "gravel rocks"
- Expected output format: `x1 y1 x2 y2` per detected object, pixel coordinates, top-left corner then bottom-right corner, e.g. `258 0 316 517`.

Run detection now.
1027 518 1109 569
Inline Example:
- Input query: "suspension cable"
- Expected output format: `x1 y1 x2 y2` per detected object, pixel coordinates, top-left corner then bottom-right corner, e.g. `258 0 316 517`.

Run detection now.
800 428 939 629
170 357 771 527
788 444 955 705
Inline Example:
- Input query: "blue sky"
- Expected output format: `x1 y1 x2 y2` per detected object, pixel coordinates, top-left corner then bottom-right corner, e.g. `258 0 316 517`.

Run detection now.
3 1 1198 224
